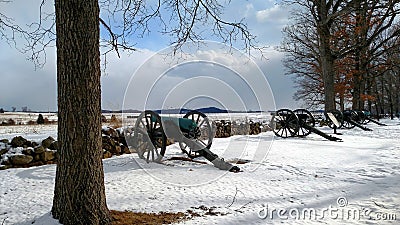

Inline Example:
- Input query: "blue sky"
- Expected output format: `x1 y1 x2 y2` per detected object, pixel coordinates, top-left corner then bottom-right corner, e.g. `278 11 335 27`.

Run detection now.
0 0 301 112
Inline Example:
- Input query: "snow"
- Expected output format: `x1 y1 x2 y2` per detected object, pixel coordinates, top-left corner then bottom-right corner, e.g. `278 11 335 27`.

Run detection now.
1 117 399 224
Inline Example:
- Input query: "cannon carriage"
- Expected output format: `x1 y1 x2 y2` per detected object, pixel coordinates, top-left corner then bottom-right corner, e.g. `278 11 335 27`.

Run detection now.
324 109 386 131
125 110 240 172
271 108 342 142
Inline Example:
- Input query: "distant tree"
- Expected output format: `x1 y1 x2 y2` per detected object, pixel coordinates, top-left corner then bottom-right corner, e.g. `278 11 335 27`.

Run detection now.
0 108 4 113
21 106 28 112
37 113 44 124
7 118 15 125
11 107 16 112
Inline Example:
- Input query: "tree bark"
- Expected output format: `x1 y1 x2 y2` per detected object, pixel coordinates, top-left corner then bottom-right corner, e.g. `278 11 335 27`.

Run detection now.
52 0 111 224
316 0 336 112
351 0 368 110
320 48 336 112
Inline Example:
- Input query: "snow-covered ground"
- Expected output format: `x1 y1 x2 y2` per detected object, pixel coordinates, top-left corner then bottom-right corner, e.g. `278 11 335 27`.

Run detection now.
0 117 399 224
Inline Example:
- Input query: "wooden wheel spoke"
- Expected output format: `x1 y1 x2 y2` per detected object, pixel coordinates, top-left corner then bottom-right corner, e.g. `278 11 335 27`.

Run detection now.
196 114 201 124
134 111 166 162
140 119 146 128
145 116 151 132
151 148 155 161
273 109 299 138
198 119 206 128
181 110 213 157
147 149 152 162
275 126 283 134
153 119 158 130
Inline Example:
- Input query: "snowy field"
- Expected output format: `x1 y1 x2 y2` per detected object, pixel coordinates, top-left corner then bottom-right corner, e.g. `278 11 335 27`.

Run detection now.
0 115 399 224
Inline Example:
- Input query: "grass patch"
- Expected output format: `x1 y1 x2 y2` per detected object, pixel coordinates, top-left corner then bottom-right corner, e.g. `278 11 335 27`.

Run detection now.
110 210 187 225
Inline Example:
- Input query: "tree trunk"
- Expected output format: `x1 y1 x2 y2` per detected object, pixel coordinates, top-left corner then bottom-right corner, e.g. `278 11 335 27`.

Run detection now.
339 93 345 112
351 0 369 111
52 1 111 224
315 0 336 112
395 78 399 117
318 24 336 111
321 53 336 111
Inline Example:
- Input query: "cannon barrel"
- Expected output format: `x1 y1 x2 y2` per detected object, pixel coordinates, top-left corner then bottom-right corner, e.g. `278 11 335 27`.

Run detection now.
367 118 387 126
345 119 373 131
301 123 342 142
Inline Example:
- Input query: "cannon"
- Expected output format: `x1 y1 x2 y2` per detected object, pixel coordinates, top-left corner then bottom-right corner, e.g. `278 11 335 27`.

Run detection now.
354 110 387 126
271 109 342 142
324 110 372 131
126 110 240 172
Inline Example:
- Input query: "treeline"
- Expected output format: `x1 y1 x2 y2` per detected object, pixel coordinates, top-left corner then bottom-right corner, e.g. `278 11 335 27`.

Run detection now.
281 0 400 117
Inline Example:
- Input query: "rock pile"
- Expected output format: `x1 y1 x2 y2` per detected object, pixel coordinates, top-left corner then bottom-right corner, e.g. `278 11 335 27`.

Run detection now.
101 127 131 159
0 136 58 169
214 120 272 138
0 127 132 170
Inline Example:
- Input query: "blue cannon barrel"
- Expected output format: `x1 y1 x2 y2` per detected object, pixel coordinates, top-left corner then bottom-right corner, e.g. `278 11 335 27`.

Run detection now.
151 116 198 131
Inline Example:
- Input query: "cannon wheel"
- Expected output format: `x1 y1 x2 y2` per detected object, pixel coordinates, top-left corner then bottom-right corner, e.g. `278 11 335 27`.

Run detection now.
179 110 213 158
356 110 371 125
325 110 343 129
342 110 357 129
354 110 367 124
293 109 315 137
272 109 299 138
134 110 166 163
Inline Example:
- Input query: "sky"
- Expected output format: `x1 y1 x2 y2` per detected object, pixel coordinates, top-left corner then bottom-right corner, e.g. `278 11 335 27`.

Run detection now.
0 0 301 112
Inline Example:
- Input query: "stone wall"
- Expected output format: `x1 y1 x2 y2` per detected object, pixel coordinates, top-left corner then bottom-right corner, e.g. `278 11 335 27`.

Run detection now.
214 120 272 138
0 127 132 170
0 136 58 169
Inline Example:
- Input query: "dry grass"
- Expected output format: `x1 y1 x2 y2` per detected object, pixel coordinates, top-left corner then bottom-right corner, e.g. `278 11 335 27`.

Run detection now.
110 210 188 225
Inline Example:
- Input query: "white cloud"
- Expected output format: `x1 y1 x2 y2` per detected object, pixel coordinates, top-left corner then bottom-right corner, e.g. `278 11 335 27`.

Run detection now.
122 41 277 112
0 1 298 111
256 5 289 24
243 3 255 17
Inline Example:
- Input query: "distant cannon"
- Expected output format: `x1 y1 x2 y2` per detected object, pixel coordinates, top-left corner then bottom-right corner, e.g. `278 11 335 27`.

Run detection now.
325 110 373 131
354 110 387 126
271 108 342 142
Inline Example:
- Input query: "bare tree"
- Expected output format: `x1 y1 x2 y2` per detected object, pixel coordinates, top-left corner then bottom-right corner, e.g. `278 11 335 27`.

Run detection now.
347 0 400 110
6 0 259 224
282 0 355 111
369 24 400 117
281 10 324 108
282 0 400 112
0 0 25 45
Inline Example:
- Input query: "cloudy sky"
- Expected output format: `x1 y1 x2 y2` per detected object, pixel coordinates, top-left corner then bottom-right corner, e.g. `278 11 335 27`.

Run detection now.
0 0 301 112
